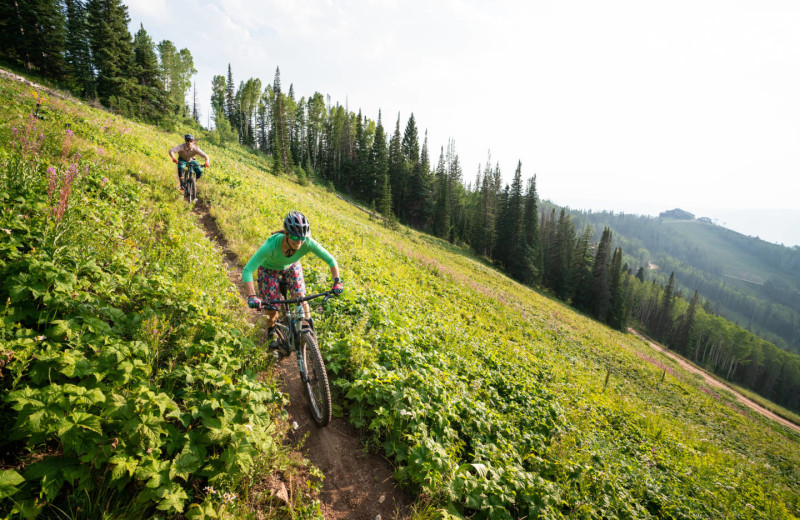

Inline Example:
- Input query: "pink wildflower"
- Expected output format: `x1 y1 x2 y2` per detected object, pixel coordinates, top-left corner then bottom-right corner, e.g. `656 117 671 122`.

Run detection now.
47 167 58 199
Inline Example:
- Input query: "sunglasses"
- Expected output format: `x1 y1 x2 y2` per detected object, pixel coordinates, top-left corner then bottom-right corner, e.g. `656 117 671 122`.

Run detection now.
288 234 305 242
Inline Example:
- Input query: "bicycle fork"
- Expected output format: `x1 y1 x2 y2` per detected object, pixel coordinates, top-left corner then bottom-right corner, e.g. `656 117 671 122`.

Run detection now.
293 326 314 384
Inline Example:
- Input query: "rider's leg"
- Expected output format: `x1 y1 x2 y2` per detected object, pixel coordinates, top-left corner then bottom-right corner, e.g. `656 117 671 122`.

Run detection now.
285 263 312 328
257 266 282 330
177 161 186 189
189 160 202 179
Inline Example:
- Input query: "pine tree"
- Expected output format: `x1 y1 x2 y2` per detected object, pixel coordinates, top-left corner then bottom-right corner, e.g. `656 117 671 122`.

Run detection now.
0 0 67 79
608 247 627 330
388 114 405 219
540 208 557 288
590 227 614 321
271 68 292 174
402 114 420 163
659 272 677 339
64 0 96 98
432 148 451 239
446 140 465 243
87 0 137 110
225 64 236 125
495 162 525 273
523 176 542 283
368 111 388 204
378 174 393 218
675 290 700 353
571 225 594 311
472 154 500 257
553 209 576 299
132 24 168 122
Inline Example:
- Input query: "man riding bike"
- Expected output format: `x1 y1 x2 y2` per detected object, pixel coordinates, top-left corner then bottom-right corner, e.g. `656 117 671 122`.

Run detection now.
168 134 210 191
243 211 344 353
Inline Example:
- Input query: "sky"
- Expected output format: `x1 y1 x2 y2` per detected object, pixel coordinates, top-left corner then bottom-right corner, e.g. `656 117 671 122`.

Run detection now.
127 0 800 247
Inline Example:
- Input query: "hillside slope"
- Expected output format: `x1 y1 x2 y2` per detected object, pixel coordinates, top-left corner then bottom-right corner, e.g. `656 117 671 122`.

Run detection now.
570 209 800 353
190 112 800 515
2 73 800 519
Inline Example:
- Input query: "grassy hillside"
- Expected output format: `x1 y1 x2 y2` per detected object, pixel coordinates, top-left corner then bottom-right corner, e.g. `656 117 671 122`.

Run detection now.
190 110 800 516
2 74 800 519
0 76 320 518
571 209 800 353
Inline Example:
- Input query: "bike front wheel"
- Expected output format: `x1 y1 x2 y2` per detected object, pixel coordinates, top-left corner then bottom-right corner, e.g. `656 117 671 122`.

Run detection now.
300 331 332 427
185 174 197 203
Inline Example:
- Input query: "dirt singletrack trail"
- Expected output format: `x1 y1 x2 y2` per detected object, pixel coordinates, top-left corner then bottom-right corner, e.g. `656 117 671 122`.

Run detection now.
193 198 412 519
629 329 800 436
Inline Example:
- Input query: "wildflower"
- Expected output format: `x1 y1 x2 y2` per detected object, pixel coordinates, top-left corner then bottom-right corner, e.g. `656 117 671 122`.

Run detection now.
204 486 216 495
222 492 237 503
35 336 46 341
1 229 10 235
146 447 153 454
245 424 253 432
291 421 299 430
47 167 58 199
399 409 413 417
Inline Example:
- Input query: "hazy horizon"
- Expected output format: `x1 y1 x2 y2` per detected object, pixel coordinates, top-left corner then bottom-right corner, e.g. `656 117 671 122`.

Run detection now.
558 198 800 248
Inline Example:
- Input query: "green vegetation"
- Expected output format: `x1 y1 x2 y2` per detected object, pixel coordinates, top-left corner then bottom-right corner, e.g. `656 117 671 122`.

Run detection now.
0 80 320 518
161 87 800 518
2 34 800 519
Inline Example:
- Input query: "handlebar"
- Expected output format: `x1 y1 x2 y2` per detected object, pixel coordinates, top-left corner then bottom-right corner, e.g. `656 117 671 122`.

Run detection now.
268 290 334 306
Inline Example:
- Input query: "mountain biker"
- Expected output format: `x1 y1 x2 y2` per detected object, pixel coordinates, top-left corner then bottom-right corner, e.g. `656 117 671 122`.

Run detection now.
168 134 210 191
243 211 344 348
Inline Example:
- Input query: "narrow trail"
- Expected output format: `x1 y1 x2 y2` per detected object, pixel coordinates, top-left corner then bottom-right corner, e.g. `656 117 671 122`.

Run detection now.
629 328 800 436
193 198 413 519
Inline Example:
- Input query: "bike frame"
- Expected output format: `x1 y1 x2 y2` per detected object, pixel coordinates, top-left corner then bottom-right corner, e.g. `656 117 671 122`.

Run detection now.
269 290 332 383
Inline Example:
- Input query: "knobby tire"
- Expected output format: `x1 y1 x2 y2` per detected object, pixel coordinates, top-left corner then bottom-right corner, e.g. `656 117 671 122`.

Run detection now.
301 331 332 427
185 174 196 203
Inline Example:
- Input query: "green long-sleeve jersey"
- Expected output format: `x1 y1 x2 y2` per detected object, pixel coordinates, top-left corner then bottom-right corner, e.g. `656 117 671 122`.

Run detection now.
241 233 337 283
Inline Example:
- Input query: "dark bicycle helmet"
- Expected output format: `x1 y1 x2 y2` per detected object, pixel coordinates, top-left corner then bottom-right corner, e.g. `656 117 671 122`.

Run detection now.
284 211 310 238
184 134 195 142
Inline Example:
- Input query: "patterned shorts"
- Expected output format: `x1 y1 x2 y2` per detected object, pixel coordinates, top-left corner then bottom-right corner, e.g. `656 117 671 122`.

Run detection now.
257 263 305 308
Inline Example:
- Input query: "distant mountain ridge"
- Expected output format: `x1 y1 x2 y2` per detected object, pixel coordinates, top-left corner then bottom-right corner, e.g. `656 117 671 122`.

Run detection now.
570 208 800 354
658 208 695 220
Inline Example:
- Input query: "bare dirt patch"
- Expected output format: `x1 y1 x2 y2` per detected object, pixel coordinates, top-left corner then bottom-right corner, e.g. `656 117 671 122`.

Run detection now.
192 198 413 519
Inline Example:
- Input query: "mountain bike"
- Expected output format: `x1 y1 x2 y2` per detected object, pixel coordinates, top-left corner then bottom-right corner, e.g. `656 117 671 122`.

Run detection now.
179 160 204 203
265 288 334 427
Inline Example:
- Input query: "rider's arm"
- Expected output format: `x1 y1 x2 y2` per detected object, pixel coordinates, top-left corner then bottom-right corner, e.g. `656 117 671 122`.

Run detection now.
242 234 282 292
305 238 337 269
168 144 182 162
196 147 210 167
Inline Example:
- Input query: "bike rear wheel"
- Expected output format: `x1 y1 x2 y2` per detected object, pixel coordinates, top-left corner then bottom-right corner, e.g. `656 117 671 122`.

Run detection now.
300 330 332 427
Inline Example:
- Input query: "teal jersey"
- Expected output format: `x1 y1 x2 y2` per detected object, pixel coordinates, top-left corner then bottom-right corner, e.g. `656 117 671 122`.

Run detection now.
242 233 337 283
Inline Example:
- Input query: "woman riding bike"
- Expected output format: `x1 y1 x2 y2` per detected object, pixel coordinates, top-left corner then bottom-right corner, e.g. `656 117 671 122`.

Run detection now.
243 211 343 350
